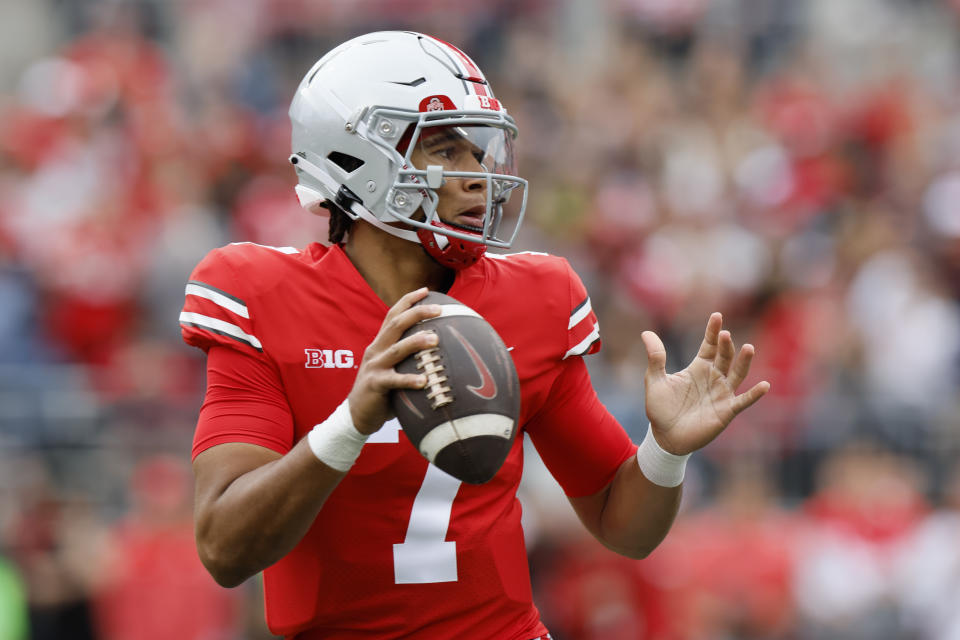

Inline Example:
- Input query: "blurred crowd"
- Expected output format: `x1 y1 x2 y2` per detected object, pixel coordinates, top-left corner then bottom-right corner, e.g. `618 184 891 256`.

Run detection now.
0 0 958 638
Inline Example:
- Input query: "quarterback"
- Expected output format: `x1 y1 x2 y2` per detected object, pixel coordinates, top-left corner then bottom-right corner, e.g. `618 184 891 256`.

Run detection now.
180 31 769 639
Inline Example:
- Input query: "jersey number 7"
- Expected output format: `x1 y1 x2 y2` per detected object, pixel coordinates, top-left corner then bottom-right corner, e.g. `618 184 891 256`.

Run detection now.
369 418 462 584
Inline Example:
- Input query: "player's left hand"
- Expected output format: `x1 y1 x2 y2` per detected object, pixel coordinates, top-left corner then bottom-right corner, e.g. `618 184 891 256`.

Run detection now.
640 313 770 456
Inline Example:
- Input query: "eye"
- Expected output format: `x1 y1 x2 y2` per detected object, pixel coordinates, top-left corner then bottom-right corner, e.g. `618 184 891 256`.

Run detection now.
434 146 455 161
423 142 456 162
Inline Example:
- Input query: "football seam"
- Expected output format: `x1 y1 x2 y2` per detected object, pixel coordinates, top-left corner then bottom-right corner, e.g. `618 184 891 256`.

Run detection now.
415 336 453 409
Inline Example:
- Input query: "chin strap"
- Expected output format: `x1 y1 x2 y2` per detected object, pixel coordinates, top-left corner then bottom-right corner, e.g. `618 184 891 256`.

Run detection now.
349 201 421 243
417 220 487 269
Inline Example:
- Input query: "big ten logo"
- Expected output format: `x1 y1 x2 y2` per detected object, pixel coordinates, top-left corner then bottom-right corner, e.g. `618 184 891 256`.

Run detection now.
304 349 355 369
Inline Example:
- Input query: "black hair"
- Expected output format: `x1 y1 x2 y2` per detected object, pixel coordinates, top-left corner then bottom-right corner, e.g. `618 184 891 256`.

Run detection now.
324 201 355 245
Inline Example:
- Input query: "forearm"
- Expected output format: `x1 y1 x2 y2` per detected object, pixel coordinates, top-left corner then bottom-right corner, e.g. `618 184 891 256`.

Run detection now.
194 438 346 587
595 456 683 558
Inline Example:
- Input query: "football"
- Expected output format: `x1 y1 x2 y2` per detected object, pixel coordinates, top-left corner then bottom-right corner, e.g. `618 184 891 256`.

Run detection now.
391 291 520 484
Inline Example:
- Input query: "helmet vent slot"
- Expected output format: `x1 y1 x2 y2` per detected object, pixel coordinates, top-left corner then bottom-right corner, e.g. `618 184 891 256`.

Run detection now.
389 77 427 87
327 152 365 173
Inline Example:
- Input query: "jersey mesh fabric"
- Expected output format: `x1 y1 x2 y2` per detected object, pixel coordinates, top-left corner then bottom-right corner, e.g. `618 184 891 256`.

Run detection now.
181 243 636 638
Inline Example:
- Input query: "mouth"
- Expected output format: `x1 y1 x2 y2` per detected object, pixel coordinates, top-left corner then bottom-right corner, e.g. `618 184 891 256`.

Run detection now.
452 206 486 233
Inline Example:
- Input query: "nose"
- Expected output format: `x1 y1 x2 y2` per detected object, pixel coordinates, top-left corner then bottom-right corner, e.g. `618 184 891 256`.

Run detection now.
460 153 486 192
462 175 486 193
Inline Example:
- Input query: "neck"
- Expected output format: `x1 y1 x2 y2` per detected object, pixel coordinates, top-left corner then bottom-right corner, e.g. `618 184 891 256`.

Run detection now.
343 222 454 306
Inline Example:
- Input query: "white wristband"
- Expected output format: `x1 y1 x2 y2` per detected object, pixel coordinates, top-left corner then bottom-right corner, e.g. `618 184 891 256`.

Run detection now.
306 400 369 472
636 425 690 488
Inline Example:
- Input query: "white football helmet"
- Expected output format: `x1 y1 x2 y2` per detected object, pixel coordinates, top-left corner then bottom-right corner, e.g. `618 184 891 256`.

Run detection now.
288 31 527 268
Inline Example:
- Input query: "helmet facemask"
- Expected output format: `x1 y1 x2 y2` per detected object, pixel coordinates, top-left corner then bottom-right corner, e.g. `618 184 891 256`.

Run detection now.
370 109 528 267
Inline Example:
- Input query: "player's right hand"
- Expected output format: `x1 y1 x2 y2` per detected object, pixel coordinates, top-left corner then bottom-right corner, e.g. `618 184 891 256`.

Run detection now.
348 287 441 435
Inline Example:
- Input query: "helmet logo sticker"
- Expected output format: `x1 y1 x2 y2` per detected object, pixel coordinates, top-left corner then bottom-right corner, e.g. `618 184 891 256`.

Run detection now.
420 95 456 112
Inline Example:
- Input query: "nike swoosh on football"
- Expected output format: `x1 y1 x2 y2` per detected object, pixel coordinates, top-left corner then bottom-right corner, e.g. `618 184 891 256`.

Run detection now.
449 326 498 400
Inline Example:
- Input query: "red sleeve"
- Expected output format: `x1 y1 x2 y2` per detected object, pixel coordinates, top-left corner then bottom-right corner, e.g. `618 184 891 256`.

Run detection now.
525 357 637 498
192 346 295 460
563 260 601 359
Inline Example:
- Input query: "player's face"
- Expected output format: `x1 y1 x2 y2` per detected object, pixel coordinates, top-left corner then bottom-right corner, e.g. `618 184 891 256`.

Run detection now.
410 126 511 233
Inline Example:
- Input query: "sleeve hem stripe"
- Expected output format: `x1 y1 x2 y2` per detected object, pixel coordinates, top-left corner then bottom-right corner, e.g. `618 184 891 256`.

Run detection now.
568 296 592 329
563 324 600 359
186 282 249 318
179 312 263 351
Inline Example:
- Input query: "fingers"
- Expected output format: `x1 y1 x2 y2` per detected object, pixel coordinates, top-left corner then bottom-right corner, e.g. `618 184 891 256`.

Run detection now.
347 289 441 433
727 342 755 390
385 287 430 318
365 288 445 388
369 288 441 353
713 330 734 376
731 381 771 416
370 367 429 393
695 312 723 362
379 330 438 371
725 340 770 415
692 313 769 405
641 330 667 381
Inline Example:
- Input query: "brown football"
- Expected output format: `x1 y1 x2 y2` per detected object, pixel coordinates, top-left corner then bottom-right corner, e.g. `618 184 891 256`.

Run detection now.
390 291 520 484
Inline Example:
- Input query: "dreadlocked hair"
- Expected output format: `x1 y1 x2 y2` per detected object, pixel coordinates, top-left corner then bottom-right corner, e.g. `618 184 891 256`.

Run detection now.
324 201 355 245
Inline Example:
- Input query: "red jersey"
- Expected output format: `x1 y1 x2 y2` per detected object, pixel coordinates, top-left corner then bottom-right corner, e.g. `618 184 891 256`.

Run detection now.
180 242 636 639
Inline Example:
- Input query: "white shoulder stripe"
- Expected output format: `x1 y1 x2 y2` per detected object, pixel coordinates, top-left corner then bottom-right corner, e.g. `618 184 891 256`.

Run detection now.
568 297 593 329
563 323 600 360
185 283 249 319
230 241 299 254
179 312 263 350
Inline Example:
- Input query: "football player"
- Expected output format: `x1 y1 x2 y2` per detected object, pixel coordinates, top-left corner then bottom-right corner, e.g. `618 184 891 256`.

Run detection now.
181 31 770 639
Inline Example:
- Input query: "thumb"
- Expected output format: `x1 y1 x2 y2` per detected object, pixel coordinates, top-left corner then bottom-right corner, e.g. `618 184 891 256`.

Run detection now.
641 330 667 382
